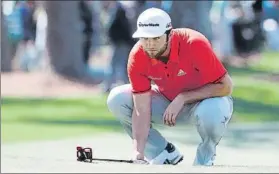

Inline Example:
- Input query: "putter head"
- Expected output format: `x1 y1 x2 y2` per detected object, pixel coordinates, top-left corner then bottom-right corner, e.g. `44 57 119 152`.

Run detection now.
76 146 83 151
76 146 93 163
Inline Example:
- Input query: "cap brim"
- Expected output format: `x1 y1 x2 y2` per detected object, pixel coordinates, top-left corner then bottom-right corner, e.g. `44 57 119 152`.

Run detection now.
132 30 165 38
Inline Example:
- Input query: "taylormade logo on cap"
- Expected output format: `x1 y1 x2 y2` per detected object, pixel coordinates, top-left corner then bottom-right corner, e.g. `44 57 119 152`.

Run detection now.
138 22 160 27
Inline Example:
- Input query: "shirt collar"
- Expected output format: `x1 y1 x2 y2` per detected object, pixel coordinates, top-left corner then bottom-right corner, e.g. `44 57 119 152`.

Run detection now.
168 32 180 63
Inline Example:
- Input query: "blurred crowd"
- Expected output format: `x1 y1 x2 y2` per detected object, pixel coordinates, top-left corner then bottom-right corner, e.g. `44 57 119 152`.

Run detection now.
2 0 279 92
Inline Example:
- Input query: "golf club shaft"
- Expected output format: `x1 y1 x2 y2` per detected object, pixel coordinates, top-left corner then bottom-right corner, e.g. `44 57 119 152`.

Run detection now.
92 158 133 163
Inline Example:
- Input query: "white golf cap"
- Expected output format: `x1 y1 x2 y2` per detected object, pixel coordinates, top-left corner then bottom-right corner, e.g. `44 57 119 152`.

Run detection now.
132 8 172 38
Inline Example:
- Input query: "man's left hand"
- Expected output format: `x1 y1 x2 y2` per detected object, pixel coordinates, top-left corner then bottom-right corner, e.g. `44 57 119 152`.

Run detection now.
163 95 185 126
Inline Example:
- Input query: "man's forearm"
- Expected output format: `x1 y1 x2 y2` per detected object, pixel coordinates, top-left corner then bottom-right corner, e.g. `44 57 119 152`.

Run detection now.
132 93 151 154
132 109 150 154
179 81 232 104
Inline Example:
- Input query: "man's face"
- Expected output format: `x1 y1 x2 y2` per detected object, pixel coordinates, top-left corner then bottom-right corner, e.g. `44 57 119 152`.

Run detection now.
140 34 167 58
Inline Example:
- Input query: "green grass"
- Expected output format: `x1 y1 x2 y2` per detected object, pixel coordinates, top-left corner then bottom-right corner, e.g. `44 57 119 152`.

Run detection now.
1 51 279 143
231 77 279 122
232 77 279 105
2 123 120 143
1 97 123 143
227 51 279 122
250 51 279 73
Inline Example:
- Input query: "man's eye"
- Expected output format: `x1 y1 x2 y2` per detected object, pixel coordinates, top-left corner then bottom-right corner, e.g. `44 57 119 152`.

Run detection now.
153 37 160 40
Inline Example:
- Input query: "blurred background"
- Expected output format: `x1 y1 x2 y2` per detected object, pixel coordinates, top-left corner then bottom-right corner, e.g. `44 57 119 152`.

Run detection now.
1 0 279 150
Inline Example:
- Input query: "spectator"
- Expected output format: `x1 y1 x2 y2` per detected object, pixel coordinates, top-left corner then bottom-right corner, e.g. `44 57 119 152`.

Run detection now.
17 1 37 71
79 1 94 65
231 1 265 65
102 1 135 92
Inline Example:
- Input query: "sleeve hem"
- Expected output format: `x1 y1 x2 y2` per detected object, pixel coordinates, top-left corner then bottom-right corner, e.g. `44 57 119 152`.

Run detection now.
212 71 227 83
131 87 152 94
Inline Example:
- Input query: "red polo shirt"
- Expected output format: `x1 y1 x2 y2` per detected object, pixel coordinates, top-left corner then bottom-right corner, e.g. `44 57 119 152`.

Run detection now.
127 28 227 101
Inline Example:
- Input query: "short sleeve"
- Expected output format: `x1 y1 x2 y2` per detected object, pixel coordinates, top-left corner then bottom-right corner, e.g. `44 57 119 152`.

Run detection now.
191 39 227 84
127 50 151 94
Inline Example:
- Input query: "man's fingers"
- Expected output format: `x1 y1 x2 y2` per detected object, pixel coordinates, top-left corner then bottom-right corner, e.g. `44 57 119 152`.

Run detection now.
171 113 176 126
163 112 167 125
168 114 174 126
164 110 176 126
133 159 149 165
164 112 171 126
167 113 173 126
163 112 169 125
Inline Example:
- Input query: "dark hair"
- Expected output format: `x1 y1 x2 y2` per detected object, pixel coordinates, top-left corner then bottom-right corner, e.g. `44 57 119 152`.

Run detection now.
165 29 172 42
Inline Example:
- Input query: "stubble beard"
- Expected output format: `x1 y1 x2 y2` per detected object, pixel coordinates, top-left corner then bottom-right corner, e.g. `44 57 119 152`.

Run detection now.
145 42 168 59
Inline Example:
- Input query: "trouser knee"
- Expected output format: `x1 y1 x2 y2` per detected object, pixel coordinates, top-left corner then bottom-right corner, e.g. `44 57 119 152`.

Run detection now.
194 97 233 142
106 84 133 121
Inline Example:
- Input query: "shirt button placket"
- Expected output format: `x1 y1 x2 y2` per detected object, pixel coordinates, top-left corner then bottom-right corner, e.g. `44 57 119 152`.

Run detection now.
165 66 170 78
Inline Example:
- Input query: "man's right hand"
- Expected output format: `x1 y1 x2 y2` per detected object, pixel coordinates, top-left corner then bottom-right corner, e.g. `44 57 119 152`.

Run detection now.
135 152 144 159
132 151 149 164
134 151 145 160
133 159 149 164
133 152 149 164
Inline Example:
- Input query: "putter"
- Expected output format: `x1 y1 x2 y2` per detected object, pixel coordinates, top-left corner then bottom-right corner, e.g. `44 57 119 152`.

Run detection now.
92 158 133 163
76 146 133 164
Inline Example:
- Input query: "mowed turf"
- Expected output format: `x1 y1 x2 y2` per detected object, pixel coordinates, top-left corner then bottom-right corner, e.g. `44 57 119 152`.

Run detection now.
1 51 279 143
227 51 279 122
1 97 122 143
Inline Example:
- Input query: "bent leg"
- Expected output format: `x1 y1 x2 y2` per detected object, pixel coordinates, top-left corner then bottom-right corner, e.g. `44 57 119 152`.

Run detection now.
192 96 233 165
106 84 171 160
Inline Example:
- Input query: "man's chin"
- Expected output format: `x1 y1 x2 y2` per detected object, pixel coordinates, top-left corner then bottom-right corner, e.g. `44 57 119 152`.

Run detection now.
146 53 157 58
149 55 158 59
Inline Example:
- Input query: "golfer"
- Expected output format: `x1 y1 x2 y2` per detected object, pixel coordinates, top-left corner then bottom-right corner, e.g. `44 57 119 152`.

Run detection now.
107 8 233 166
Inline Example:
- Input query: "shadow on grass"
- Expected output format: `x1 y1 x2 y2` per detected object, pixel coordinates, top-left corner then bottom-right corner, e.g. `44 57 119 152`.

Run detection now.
232 97 279 121
226 65 279 82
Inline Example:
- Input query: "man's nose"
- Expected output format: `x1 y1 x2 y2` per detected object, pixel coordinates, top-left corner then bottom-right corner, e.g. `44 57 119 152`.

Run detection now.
146 40 155 48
